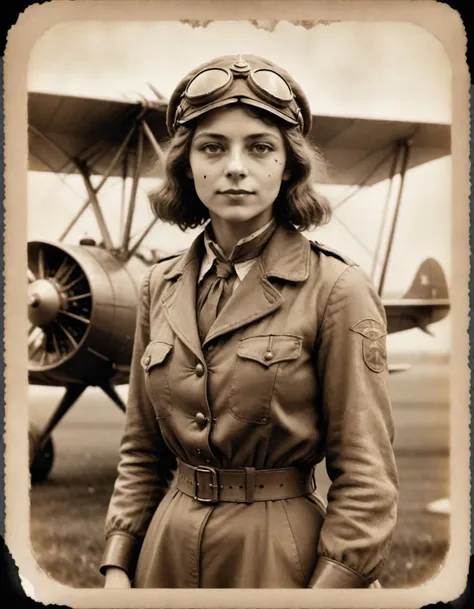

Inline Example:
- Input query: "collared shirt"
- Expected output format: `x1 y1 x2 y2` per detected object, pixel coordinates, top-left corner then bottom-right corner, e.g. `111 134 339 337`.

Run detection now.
198 218 275 292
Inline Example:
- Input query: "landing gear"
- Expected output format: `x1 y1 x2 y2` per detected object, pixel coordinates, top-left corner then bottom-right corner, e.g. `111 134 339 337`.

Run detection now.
98 381 127 412
29 381 127 483
29 383 86 483
29 423 55 484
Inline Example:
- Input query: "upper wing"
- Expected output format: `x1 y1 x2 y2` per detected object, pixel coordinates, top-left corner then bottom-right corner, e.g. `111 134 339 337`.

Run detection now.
28 92 168 177
28 92 451 185
309 115 451 184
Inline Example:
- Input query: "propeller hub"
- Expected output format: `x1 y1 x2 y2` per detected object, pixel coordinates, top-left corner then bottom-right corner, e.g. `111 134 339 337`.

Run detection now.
28 280 62 326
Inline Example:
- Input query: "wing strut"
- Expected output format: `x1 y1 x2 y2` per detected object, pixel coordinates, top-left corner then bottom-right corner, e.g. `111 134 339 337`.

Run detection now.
121 123 144 254
76 161 115 251
122 116 166 260
128 216 160 260
119 144 130 245
371 144 401 281
60 125 136 242
142 119 166 166
29 103 168 258
377 140 412 296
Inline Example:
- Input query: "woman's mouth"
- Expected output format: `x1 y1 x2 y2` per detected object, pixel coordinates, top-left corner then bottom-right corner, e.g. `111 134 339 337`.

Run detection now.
219 189 255 197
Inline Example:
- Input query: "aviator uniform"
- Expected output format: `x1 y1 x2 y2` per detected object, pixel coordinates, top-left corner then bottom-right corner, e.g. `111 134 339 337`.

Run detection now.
100 223 399 588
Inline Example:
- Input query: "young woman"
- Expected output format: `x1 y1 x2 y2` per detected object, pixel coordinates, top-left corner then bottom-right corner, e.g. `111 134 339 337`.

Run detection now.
100 54 399 589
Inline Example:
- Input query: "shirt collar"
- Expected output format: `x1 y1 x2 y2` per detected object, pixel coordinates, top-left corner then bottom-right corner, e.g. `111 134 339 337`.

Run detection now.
164 223 311 284
199 218 275 284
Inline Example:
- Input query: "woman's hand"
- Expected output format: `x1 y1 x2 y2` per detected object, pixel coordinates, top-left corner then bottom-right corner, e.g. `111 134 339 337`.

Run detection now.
104 566 132 588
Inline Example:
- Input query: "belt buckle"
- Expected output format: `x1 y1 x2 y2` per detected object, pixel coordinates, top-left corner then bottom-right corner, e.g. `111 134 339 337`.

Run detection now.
193 465 219 503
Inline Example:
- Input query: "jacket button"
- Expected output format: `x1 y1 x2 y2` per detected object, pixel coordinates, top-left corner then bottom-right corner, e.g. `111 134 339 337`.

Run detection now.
195 412 208 427
195 363 205 377
263 350 273 362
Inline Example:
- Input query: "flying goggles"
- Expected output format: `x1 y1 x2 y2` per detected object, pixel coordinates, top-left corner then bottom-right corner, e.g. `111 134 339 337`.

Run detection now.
172 56 305 134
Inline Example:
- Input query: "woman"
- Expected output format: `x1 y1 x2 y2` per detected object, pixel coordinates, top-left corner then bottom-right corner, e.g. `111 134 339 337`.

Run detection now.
100 54 399 589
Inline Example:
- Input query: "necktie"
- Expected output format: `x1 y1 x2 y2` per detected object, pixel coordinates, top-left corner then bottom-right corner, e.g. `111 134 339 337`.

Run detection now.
197 221 277 341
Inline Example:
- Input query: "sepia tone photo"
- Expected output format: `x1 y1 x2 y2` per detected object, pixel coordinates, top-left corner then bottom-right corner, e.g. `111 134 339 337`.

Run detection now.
3 1 471 608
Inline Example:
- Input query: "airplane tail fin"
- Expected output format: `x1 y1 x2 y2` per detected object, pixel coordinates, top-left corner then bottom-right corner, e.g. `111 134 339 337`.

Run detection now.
403 258 449 300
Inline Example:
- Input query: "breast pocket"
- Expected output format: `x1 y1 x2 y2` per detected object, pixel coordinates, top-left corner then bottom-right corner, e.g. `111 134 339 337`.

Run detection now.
229 334 302 425
141 340 174 419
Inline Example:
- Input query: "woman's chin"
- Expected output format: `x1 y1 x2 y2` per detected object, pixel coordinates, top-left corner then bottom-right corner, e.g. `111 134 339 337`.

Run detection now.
211 205 273 226
214 210 259 224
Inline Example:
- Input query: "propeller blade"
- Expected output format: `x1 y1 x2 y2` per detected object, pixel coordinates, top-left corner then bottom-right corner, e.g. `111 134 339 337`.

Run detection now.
38 248 46 279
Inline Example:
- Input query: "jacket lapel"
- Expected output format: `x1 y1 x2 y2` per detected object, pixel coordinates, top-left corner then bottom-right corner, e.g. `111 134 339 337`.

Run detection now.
161 235 204 362
203 225 311 346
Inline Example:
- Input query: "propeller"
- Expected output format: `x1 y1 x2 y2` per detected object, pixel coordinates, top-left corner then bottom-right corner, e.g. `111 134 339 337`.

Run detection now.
28 243 92 371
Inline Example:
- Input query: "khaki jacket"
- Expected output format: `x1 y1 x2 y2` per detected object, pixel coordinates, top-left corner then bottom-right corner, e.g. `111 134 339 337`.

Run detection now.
100 224 399 588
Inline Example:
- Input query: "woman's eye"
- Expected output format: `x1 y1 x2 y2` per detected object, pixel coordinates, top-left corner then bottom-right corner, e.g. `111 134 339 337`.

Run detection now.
201 143 223 154
251 143 273 154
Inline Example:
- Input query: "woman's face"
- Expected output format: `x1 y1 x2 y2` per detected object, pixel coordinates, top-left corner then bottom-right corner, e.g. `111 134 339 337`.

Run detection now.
187 106 289 231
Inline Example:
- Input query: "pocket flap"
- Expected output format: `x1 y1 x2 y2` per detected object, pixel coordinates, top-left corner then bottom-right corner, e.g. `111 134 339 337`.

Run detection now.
237 335 302 367
141 341 173 371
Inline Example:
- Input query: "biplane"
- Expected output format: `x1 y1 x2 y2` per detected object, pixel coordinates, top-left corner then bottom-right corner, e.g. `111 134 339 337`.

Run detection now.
27 90 451 482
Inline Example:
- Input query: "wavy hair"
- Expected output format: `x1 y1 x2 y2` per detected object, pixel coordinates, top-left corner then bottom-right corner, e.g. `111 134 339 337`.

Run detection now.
148 107 332 232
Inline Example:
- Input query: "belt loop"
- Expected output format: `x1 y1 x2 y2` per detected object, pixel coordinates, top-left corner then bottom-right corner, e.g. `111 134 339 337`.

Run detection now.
245 467 255 503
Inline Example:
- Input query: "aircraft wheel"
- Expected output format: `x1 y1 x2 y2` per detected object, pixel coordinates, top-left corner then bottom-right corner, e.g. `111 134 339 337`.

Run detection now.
29 424 54 484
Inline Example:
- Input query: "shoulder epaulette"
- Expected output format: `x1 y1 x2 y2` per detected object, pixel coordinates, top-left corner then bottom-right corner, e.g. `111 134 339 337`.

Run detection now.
309 240 357 266
156 249 186 264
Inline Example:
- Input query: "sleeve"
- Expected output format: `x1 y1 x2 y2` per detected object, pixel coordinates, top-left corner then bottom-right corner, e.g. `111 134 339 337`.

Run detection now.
99 266 177 578
309 264 399 588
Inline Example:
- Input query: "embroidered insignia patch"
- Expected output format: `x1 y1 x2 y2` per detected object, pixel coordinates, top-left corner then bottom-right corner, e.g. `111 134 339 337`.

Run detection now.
350 319 387 373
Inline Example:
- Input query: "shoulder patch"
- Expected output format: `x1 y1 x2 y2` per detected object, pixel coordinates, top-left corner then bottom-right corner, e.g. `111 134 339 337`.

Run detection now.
350 318 387 373
310 240 356 266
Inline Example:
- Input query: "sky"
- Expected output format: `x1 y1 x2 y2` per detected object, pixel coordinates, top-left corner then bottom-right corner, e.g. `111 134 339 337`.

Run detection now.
26 19 453 355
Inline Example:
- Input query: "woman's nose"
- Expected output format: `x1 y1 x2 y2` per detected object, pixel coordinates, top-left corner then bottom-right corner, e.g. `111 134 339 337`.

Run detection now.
225 151 248 179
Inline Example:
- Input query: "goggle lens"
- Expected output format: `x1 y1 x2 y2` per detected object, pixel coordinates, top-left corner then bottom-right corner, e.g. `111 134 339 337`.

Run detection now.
185 68 231 103
250 69 294 104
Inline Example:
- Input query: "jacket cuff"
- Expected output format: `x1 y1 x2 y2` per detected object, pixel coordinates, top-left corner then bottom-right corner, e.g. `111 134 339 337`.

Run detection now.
308 557 371 588
99 532 141 577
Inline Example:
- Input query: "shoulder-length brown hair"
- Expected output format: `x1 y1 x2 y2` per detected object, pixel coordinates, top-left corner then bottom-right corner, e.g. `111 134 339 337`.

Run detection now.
148 107 332 232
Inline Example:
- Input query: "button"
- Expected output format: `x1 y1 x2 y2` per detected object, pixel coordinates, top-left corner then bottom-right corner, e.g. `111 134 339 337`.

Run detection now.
263 350 273 362
195 412 208 427
144 355 151 366
195 363 204 377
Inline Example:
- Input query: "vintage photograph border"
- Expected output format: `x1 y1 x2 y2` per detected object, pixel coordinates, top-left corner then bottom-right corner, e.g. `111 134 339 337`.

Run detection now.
3 1 471 608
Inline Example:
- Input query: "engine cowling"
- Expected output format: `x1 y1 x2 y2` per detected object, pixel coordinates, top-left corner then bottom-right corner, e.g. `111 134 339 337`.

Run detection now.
27 241 149 386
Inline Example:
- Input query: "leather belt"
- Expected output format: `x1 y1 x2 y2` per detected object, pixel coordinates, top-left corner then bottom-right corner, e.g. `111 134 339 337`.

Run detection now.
176 460 315 504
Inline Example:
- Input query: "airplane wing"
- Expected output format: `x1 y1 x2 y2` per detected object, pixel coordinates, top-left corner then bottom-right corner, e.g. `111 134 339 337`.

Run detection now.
313 115 451 184
28 92 168 178
28 92 451 185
